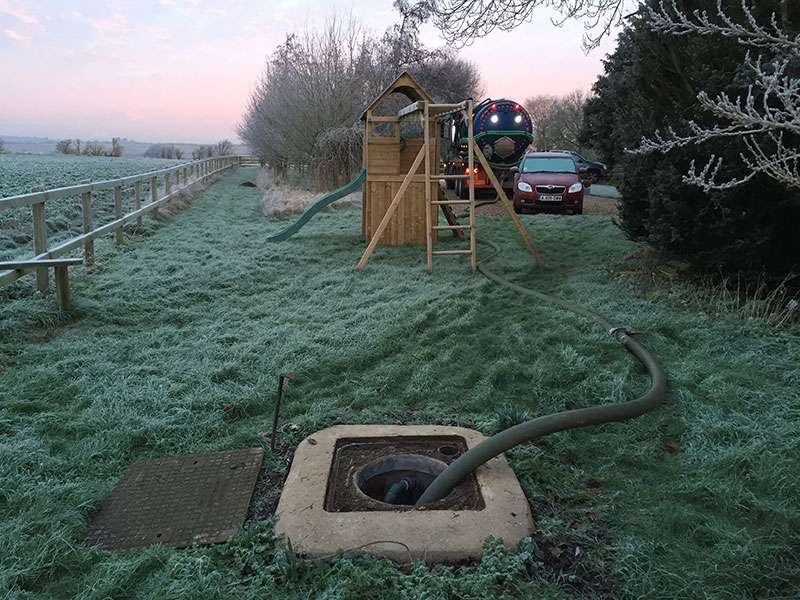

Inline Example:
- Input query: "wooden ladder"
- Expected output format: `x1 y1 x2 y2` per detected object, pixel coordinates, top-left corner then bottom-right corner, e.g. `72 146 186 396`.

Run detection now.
428 189 475 270
425 99 477 272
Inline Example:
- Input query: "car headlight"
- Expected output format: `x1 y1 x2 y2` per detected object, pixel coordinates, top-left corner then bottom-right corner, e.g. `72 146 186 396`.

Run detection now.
568 182 583 194
518 181 532 193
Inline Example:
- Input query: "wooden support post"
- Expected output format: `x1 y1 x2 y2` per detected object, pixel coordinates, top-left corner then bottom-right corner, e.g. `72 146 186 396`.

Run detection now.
473 149 544 265
423 101 433 272
134 179 142 226
358 145 427 270
466 100 477 271
81 184 94 266
31 198 48 292
151 175 159 218
114 182 123 245
362 111 371 237
54 265 70 310
183 166 188 186
166 171 172 197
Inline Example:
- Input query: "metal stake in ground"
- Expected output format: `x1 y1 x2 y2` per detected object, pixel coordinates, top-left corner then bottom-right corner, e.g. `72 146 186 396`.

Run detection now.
271 373 294 453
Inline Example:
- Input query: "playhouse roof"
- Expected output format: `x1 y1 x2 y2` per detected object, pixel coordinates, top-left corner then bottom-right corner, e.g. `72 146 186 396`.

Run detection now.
360 71 432 120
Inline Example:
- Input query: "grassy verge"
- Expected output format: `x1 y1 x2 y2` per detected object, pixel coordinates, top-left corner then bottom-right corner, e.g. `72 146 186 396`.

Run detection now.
1 168 798 599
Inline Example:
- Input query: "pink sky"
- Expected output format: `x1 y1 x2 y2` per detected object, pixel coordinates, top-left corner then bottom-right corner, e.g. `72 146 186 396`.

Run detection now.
0 0 618 144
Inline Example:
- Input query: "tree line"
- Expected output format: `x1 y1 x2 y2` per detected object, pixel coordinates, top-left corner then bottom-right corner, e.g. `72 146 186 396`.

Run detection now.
142 140 234 160
56 138 124 157
54 138 234 160
237 6 482 190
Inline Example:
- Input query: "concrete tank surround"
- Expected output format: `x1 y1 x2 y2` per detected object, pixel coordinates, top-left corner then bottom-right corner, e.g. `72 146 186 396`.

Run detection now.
274 425 534 563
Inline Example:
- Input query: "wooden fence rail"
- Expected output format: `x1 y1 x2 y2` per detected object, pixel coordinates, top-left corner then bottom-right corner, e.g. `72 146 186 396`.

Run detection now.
0 155 243 292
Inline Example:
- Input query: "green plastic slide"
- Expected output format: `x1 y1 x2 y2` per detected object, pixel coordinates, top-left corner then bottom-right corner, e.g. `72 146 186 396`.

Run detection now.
267 168 367 242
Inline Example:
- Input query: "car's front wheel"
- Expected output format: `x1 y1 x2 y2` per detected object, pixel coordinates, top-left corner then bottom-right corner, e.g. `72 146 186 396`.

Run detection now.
588 169 601 183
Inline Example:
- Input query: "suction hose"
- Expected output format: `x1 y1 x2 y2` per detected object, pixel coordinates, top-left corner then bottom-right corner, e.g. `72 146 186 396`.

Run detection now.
415 239 667 507
384 477 416 504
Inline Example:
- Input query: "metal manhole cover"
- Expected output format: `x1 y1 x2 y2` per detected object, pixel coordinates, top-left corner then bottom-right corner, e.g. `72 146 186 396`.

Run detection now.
85 447 264 550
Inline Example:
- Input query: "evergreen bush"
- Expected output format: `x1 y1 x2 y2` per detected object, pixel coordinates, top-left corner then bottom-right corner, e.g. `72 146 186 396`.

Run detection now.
581 0 800 285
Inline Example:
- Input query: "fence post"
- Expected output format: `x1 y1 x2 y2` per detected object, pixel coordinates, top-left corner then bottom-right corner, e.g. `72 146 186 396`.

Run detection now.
183 166 188 186
134 179 142 226
151 175 158 218
166 171 172 197
31 187 48 293
114 181 123 245
81 181 94 266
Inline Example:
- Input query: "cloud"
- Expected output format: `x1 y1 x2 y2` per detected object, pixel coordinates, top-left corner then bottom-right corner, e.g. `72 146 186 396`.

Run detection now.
4 28 30 41
0 2 42 27
90 13 128 33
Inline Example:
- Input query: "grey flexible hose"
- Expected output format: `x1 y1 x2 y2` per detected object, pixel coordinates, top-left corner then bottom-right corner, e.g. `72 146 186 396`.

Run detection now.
415 239 667 506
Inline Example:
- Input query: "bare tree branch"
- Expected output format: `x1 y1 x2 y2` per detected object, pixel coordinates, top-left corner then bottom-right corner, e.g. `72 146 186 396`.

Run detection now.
406 0 631 51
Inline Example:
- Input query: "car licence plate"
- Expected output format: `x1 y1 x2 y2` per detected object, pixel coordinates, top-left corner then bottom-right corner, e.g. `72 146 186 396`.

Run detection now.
538 195 562 202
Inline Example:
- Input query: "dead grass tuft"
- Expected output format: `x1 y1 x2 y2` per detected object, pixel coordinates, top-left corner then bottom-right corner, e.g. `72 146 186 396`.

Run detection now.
160 173 224 216
257 170 361 217
619 246 799 328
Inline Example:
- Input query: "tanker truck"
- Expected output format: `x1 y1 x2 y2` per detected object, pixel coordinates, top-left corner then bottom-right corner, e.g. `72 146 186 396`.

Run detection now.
443 99 534 199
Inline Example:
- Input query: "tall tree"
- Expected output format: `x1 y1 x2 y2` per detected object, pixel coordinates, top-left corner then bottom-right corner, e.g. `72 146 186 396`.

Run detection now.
237 9 483 189
526 91 589 152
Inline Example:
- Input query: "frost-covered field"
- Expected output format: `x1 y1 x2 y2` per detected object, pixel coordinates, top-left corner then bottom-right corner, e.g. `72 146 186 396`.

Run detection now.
0 154 185 198
0 154 186 261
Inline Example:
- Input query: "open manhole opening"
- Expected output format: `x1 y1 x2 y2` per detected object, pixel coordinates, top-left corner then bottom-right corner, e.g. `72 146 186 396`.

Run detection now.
356 454 448 506
324 435 485 512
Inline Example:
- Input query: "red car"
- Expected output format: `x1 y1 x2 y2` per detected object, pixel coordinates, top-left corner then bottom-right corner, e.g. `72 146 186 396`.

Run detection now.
511 152 584 215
